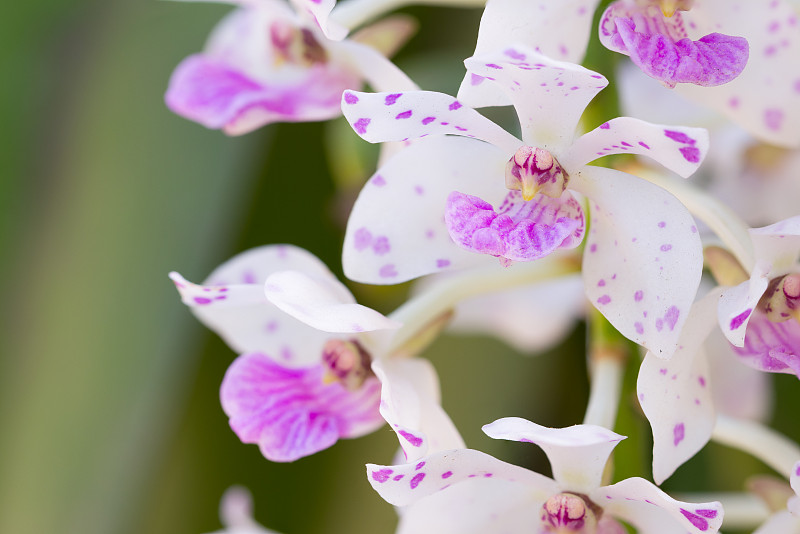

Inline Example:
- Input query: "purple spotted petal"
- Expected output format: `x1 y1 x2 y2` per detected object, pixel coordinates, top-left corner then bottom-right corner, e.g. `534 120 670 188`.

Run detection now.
169 245 335 364
733 312 800 379
638 290 720 485
166 55 359 134
563 118 709 178
611 13 749 88
264 270 401 333
445 190 584 263
594 478 723 534
341 89 520 154
483 417 624 493
372 359 464 462
220 353 383 462
718 263 770 347
573 167 702 358
675 0 800 147
367 448 555 509
464 47 608 149
343 136 507 284
458 0 601 108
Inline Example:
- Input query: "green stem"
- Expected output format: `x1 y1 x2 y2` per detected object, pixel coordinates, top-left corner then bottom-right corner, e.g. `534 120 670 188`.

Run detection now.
583 308 628 430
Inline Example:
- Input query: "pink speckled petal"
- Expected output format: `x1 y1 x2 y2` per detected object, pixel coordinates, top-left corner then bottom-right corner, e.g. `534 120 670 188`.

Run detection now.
264 270 400 333
574 167 702 358
367 448 555 509
341 89 520 154
464 47 608 149
372 358 464 462
563 118 709 178
483 417 624 493
604 7 748 88
638 289 720 485
290 0 347 40
343 136 506 284
732 312 800 379
169 245 334 365
444 272 585 353
675 0 800 147
595 478 723 534
445 190 584 263
718 262 770 347
458 0 601 108
750 216 800 274
220 353 383 461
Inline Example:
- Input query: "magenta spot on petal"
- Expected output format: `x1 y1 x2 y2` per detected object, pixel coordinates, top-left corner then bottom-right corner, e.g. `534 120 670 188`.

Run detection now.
372 175 386 187
372 468 393 483
634 290 644 302
729 308 752 330
599 122 610 129
598 279 606 287
698 376 706 387
344 92 359 105
384 93 402 105
590 243 597 253
695 509 718 519
415 461 426 470
354 118 370 134
442 471 453 479
379 264 398 278
373 236 390 255
635 322 644 334
422 116 435 125
656 318 664 331
658 221 666 228
638 141 650 149
193 297 212 305
470 73 485 86
765 108 784 131
680 509 709 531
398 430 422 447
214 295 227 300
395 110 412 119
664 130 695 144
449 100 462 111
354 227 372 251
436 259 450 268
504 48 526 60
597 295 611 305
660 368 667 375
486 63 502 69
410 473 426 489
660 244 672 252
680 146 701 163
393 474 404 481
673 423 685 446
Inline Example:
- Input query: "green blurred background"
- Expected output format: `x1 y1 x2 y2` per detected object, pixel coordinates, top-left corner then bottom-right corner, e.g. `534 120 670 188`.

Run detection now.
2 1 799 533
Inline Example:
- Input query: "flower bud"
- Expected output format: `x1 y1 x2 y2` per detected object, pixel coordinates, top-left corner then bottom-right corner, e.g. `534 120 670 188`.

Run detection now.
505 146 567 201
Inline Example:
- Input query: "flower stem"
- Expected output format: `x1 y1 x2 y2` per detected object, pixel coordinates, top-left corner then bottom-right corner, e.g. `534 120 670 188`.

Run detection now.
384 254 580 355
332 0 485 30
583 308 628 430
712 414 800 479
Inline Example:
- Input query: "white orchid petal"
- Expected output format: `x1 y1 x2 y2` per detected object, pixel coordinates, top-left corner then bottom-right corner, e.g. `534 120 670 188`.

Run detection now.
264 271 400 333
718 263 771 346
750 216 800 274
595 477 723 534
564 118 708 178
341 90 520 153
638 289 721 485
483 417 624 493
574 167 703 358
290 0 347 40
753 510 800 534
464 47 608 149
343 136 506 284
372 358 465 462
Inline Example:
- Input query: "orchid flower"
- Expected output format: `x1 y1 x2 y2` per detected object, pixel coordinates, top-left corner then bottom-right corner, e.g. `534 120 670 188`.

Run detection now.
600 0 800 147
206 486 281 534
170 244 463 461
165 0 415 134
715 216 800 379
367 417 723 534
753 461 800 534
341 46 706 358
170 244 396 461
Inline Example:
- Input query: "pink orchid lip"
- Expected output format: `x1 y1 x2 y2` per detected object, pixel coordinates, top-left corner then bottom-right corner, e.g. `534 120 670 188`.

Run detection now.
541 493 598 532
761 273 800 323
321 338 374 391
